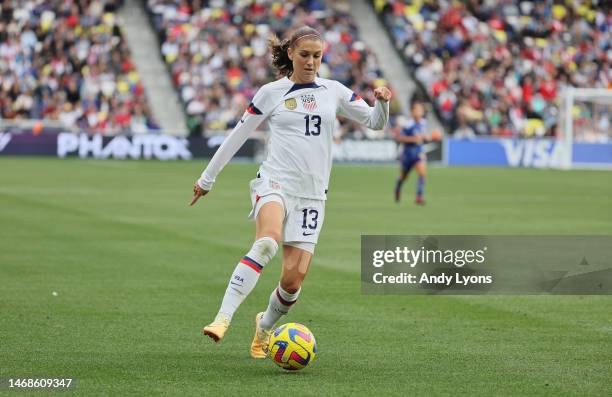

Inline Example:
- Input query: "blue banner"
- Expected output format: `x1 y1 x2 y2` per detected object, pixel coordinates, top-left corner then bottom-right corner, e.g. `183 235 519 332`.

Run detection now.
447 138 612 168
573 143 612 168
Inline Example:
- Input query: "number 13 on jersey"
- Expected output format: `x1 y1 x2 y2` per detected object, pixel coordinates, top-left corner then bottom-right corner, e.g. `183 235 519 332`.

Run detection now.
304 115 321 136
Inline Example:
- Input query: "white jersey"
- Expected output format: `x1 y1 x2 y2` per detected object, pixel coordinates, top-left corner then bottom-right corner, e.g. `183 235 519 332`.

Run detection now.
198 76 389 200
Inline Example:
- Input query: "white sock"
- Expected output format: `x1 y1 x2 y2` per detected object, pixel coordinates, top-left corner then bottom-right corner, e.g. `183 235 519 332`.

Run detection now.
259 284 301 331
217 237 278 321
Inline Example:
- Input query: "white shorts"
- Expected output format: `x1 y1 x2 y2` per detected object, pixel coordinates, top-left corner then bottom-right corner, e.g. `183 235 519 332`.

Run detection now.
248 175 325 254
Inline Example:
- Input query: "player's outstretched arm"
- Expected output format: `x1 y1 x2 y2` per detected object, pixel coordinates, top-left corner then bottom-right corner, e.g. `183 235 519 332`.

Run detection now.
189 119 254 207
395 135 423 144
336 82 391 130
190 89 271 206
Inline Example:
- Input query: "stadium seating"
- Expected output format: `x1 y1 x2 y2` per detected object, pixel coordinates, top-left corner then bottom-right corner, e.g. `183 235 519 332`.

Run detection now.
146 0 398 137
374 0 611 137
0 0 159 133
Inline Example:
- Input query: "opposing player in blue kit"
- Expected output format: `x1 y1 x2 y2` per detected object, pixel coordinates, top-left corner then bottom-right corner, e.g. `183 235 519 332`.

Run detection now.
394 99 437 205
189 26 392 358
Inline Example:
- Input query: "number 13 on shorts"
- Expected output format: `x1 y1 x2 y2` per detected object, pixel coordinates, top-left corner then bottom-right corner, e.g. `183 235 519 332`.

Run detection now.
301 208 319 233
286 202 325 244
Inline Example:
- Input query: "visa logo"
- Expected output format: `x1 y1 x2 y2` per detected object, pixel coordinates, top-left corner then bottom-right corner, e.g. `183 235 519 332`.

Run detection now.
501 139 565 168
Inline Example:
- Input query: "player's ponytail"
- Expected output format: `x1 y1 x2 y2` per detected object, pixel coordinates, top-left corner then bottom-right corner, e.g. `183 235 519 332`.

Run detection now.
269 27 323 78
269 34 293 77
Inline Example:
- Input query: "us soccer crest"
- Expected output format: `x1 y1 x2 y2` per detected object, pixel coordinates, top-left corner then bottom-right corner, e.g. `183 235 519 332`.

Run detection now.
300 94 317 111
284 98 297 110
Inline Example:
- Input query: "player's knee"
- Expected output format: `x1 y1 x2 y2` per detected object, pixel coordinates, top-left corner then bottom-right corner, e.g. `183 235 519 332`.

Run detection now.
280 279 302 294
251 236 279 263
258 230 282 244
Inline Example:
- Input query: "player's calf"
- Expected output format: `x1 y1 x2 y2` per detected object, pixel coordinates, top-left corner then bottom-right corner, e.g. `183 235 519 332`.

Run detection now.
259 284 300 330
415 175 425 205
203 237 279 343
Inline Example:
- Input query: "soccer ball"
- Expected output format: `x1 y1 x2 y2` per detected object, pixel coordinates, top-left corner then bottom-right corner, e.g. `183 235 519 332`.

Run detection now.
267 322 316 370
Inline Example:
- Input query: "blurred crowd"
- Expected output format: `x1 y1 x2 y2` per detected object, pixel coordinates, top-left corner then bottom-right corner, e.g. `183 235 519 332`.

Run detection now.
0 0 159 134
376 0 611 138
146 0 398 137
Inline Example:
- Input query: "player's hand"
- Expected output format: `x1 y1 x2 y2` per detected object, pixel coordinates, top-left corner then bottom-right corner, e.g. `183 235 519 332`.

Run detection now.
374 87 392 102
189 183 208 206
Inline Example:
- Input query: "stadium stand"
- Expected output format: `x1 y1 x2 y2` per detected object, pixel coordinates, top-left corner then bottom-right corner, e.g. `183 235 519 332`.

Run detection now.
374 0 611 137
145 0 399 138
0 0 159 134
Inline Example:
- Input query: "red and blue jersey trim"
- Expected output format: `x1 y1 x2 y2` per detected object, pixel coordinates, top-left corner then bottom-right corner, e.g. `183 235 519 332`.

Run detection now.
246 102 263 115
350 92 362 102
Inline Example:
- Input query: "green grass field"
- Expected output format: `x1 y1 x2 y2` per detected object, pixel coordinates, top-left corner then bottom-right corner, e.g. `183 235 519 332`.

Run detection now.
1 158 611 396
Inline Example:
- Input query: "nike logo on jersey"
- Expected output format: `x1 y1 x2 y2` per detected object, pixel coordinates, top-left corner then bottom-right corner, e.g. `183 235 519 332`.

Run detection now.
230 281 243 286
302 231 316 236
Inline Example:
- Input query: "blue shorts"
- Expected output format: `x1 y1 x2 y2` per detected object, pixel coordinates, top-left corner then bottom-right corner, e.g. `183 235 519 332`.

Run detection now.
400 154 423 171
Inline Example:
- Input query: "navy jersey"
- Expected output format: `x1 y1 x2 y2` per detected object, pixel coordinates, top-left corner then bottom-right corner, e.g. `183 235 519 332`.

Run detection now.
400 117 427 159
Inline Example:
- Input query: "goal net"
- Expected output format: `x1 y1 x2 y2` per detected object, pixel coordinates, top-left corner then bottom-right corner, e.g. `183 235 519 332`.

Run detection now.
558 88 612 169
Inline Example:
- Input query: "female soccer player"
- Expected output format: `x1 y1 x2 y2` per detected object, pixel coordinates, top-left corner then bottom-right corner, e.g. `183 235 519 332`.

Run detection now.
190 26 391 358
394 99 436 205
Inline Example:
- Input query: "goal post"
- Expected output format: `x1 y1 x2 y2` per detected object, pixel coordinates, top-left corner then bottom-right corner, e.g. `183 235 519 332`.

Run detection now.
558 87 612 170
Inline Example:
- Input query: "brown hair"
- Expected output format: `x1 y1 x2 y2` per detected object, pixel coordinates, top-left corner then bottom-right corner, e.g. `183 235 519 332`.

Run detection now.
269 26 323 78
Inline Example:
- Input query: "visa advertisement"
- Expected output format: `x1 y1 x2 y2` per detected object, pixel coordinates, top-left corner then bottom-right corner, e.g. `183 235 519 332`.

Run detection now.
446 138 612 169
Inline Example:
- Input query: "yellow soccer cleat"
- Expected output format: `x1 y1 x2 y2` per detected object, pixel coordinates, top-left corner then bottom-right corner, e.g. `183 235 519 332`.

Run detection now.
250 312 272 359
202 314 230 343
